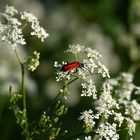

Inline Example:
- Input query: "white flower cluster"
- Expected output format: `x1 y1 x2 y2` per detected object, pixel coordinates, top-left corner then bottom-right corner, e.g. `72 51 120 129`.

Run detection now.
0 5 25 49
126 117 136 136
78 72 140 140
125 100 140 121
66 44 84 55
96 122 119 140
28 51 40 71
0 5 49 49
54 43 140 139
5 5 18 16
79 83 123 139
107 72 140 137
98 62 110 78
95 82 119 118
79 109 122 140
21 11 49 42
113 112 124 127
81 79 97 99
54 44 126 139
84 47 102 59
54 44 110 82
77 136 92 140
79 109 99 133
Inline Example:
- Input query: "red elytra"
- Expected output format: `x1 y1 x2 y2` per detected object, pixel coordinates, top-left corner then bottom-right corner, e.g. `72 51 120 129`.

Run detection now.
61 61 82 72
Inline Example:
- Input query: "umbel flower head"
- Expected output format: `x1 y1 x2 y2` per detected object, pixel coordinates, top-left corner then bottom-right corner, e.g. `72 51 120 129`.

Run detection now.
0 5 49 49
54 43 111 107
78 72 140 140
54 44 110 82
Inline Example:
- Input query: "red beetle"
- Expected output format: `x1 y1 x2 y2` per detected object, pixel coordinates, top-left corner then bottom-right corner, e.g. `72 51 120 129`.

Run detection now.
61 61 83 72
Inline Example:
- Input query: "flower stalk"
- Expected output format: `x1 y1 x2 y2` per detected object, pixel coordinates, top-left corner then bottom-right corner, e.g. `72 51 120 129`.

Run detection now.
14 49 30 140
21 63 29 140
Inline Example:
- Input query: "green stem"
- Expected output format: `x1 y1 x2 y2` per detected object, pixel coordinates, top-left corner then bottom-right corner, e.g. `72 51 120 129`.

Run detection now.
54 72 99 102
21 64 26 110
14 49 30 140
54 77 79 101
14 49 22 64
67 77 78 85
21 63 28 134
21 61 30 140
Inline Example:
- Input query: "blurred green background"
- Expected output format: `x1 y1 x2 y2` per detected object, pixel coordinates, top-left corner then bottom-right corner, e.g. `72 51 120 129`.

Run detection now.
0 0 140 139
